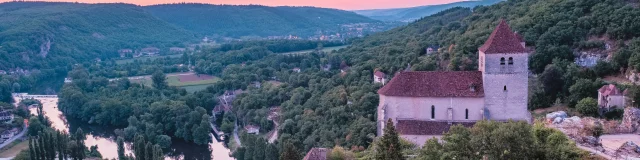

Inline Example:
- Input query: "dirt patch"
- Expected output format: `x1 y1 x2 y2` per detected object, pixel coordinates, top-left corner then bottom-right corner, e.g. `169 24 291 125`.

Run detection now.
177 74 214 82
604 75 632 84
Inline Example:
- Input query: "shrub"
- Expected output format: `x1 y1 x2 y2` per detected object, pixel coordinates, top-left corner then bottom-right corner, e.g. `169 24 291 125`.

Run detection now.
576 97 599 117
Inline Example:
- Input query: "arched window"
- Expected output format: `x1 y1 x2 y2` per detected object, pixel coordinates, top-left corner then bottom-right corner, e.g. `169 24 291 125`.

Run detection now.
500 57 505 65
465 109 469 119
504 85 507 91
508 57 514 65
431 105 435 119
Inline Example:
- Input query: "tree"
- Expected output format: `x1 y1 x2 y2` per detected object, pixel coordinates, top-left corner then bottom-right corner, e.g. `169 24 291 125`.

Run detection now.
592 123 604 146
193 115 212 145
117 137 126 160
418 138 443 159
568 79 602 106
151 71 168 89
576 97 599 117
375 119 404 160
540 64 564 101
593 61 615 77
279 142 300 160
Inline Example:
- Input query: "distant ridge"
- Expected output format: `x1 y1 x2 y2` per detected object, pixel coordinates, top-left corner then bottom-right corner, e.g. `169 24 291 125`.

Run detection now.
143 3 379 37
354 0 504 22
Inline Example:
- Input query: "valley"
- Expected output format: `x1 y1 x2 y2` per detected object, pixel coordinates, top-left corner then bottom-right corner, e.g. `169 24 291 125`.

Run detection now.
2 0 640 159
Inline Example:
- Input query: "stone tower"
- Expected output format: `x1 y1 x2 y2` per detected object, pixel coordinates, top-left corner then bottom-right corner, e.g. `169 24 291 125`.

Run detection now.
478 19 530 121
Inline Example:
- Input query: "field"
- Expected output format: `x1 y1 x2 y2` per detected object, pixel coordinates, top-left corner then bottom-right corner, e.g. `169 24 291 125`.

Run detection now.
115 54 183 64
0 140 28 158
129 72 220 92
281 45 349 55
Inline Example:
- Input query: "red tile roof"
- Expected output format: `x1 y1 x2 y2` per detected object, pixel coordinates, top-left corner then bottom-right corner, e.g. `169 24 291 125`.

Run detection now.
374 70 386 77
599 84 625 96
514 32 524 42
396 120 476 135
377 71 484 97
478 19 527 54
303 148 329 160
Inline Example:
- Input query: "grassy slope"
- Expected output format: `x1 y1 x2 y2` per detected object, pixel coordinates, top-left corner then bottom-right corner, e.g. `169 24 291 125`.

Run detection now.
143 4 378 37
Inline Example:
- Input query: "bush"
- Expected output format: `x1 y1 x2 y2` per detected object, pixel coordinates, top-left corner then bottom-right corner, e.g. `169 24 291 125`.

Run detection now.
604 108 624 120
576 97 599 117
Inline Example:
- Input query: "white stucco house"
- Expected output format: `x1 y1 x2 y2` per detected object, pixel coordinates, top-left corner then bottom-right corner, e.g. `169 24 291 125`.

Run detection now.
598 84 628 110
377 19 531 146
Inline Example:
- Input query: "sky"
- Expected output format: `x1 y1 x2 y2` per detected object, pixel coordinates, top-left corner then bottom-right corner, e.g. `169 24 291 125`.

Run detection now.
3 0 466 10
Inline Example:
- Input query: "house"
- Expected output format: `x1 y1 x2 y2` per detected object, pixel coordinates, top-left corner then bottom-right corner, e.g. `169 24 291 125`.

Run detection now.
340 61 350 73
118 49 133 58
303 148 329 160
0 70 6 75
377 19 530 146
0 111 13 122
64 78 73 83
252 81 261 88
426 45 440 54
170 47 186 53
373 70 386 85
245 125 260 134
140 47 160 56
293 67 301 73
321 64 332 71
598 84 628 110
1 129 17 139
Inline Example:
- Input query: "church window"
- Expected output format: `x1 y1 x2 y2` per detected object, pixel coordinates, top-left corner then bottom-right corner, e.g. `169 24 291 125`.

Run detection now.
504 85 507 91
465 109 469 119
508 57 514 65
431 105 435 119
500 57 506 65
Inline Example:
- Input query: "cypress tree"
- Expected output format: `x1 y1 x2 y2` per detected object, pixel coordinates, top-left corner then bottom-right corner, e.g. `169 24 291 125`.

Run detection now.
134 135 146 160
117 137 126 160
145 142 152 160
47 132 56 160
29 137 37 160
375 119 404 160
152 144 163 160
38 135 46 160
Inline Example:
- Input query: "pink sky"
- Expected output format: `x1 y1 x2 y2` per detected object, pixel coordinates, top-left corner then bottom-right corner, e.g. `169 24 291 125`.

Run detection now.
3 0 466 10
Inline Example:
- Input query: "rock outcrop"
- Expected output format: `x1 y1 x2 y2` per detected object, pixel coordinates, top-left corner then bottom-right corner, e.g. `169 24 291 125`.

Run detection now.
619 107 640 133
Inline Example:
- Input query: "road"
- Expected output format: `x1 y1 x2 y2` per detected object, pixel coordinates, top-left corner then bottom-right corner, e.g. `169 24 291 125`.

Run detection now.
0 124 27 149
577 145 614 160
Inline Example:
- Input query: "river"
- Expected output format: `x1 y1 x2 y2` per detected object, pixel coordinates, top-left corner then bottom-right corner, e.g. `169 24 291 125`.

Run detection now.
16 97 233 160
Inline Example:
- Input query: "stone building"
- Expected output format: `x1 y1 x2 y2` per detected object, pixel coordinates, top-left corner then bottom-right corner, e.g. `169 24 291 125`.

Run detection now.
377 19 530 146
598 84 628 110
373 70 386 85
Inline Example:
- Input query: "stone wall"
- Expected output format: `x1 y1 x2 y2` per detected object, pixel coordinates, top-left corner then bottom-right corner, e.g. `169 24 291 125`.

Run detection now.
480 52 530 121
377 95 484 136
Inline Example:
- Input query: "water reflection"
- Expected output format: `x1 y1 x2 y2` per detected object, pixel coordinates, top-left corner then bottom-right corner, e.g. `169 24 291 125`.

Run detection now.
18 97 233 160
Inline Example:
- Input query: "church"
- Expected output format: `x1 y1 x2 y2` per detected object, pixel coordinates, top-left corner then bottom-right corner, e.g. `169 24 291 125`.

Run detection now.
377 20 531 146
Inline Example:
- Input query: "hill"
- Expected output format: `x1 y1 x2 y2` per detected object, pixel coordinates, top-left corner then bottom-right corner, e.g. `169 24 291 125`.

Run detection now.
354 0 503 22
143 4 380 38
0 2 194 71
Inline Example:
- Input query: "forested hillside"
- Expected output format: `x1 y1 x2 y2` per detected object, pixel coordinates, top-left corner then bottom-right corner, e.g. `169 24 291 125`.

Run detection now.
354 0 503 21
144 4 378 37
0 2 194 71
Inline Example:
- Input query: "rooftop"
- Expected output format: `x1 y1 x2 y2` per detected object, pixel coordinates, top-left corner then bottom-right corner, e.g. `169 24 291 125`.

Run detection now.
374 70 385 77
377 71 484 97
478 19 527 54
303 148 329 160
599 84 627 96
